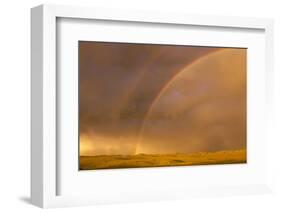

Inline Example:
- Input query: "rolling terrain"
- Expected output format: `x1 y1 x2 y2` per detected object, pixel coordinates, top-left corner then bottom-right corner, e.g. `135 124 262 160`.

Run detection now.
80 149 246 170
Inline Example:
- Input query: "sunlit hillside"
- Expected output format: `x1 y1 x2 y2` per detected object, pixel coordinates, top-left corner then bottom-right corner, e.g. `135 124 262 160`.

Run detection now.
80 149 246 170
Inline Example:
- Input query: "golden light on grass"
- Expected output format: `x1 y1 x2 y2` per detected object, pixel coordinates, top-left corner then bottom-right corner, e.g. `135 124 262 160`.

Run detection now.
80 149 246 170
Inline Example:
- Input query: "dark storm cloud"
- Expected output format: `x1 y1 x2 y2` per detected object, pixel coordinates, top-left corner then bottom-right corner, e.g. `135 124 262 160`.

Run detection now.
79 42 218 136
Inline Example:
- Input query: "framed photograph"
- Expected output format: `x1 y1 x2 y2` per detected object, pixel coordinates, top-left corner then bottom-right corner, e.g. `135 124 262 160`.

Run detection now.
31 4 274 208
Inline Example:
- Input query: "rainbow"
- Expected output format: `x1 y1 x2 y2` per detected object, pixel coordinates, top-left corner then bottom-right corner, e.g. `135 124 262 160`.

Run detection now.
134 49 226 154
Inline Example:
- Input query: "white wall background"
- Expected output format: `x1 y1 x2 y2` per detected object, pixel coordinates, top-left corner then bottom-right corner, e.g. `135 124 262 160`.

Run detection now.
0 0 280 212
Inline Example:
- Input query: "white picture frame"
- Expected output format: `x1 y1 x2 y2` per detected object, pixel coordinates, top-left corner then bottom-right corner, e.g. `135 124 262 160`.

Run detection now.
31 4 274 208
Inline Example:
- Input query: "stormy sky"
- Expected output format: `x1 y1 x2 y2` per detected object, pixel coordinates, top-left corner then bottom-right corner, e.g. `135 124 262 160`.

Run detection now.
79 41 246 156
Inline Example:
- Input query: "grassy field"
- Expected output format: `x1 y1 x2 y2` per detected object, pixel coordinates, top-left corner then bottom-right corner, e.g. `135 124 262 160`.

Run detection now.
80 149 246 170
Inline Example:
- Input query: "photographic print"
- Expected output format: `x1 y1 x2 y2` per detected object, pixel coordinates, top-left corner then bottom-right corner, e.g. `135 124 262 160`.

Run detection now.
79 41 247 170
